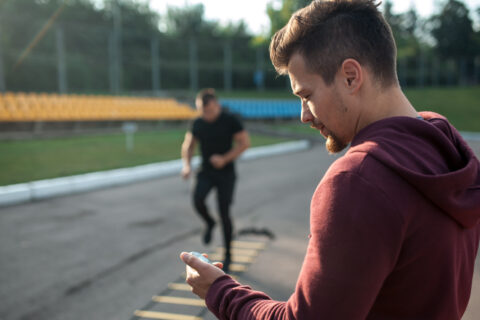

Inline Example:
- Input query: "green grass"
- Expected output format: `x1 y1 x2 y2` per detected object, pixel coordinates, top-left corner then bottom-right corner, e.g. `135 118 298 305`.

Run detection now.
403 87 480 132
0 130 290 186
221 86 479 132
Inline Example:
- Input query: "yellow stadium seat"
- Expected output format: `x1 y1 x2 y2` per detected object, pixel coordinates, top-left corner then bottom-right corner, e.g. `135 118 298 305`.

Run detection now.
0 92 198 122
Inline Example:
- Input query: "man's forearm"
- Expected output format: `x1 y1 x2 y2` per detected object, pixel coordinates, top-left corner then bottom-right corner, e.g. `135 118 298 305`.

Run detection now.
221 143 248 164
182 145 194 167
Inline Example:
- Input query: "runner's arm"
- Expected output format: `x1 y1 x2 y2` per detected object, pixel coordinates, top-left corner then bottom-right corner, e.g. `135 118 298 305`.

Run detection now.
181 131 197 178
220 130 250 164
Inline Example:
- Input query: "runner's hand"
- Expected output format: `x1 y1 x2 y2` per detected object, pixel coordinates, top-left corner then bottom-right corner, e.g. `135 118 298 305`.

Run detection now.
210 154 226 169
181 166 191 179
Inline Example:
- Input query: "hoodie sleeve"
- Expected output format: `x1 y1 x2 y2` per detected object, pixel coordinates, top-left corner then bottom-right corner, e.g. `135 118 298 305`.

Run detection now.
205 170 406 320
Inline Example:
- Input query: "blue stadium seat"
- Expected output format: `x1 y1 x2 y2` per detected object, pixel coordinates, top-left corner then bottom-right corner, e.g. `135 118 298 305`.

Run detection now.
220 99 300 120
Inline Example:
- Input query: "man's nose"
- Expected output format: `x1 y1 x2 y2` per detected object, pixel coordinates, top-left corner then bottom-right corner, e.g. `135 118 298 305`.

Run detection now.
300 102 312 123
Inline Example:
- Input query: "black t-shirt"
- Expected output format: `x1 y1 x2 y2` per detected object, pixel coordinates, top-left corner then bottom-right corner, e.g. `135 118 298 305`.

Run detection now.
191 111 244 172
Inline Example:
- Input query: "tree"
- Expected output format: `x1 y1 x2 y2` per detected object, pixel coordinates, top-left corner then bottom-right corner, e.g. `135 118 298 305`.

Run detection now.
266 0 312 37
475 7 480 57
164 3 217 37
215 21 250 38
0 0 108 92
430 0 476 60
0 0 165 93
404 6 419 38
383 0 402 36
383 1 422 58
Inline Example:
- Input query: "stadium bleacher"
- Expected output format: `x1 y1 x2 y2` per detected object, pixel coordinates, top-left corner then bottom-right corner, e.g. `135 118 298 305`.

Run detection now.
0 92 198 122
0 93 302 122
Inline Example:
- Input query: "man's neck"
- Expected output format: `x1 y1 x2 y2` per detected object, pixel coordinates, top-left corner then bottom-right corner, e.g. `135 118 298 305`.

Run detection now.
204 110 222 123
357 85 418 134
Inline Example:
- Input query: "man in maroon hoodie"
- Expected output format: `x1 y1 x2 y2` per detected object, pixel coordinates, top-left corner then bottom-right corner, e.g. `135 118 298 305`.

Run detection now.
180 0 480 319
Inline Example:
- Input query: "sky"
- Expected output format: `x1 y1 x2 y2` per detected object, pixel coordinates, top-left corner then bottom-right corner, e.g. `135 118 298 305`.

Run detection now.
149 0 480 34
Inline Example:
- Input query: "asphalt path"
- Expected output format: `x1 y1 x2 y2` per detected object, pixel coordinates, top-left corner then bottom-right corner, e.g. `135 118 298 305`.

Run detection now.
1 140 479 320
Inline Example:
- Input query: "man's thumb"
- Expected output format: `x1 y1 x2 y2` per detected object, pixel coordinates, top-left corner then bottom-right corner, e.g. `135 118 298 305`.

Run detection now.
180 252 203 270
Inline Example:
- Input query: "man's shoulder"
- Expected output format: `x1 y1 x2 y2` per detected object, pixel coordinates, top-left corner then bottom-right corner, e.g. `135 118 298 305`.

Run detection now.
192 117 203 125
191 117 205 129
322 147 390 185
327 149 369 175
190 117 206 138
220 110 242 123
315 150 396 204
319 143 409 208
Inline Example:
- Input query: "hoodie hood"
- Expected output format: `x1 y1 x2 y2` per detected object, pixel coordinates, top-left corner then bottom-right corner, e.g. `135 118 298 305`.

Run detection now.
350 112 480 228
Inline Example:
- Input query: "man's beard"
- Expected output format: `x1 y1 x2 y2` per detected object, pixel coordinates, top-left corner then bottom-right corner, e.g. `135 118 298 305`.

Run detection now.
325 134 348 154
311 122 348 154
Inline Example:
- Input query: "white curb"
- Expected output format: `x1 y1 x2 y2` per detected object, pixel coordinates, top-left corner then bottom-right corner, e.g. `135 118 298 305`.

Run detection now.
0 140 310 207
461 131 480 142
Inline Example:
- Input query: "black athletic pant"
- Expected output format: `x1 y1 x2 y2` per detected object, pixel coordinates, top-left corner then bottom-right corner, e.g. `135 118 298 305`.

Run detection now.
193 170 236 255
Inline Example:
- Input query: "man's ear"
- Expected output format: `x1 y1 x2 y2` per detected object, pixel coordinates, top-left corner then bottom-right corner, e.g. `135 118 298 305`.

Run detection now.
340 59 363 94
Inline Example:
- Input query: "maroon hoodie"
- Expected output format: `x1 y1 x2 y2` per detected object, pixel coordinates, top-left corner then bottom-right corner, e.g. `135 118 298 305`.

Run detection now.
205 112 480 319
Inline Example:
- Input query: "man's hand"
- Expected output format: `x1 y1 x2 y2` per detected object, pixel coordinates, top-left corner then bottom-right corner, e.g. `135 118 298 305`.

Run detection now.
209 154 226 169
181 165 191 179
180 252 225 299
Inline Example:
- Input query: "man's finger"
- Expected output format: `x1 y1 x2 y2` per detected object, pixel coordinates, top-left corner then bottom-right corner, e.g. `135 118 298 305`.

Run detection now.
180 252 226 276
180 252 208 272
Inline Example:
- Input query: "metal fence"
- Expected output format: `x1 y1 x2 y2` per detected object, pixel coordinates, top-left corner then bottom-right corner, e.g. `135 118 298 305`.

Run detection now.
1 19 479 95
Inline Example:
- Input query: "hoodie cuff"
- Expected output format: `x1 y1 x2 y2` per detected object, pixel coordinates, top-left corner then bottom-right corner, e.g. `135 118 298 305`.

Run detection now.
205 275 240 318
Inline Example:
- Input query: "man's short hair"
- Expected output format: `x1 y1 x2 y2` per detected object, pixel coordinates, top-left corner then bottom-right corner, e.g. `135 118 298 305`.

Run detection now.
196 88 217 108
269 0 398 88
